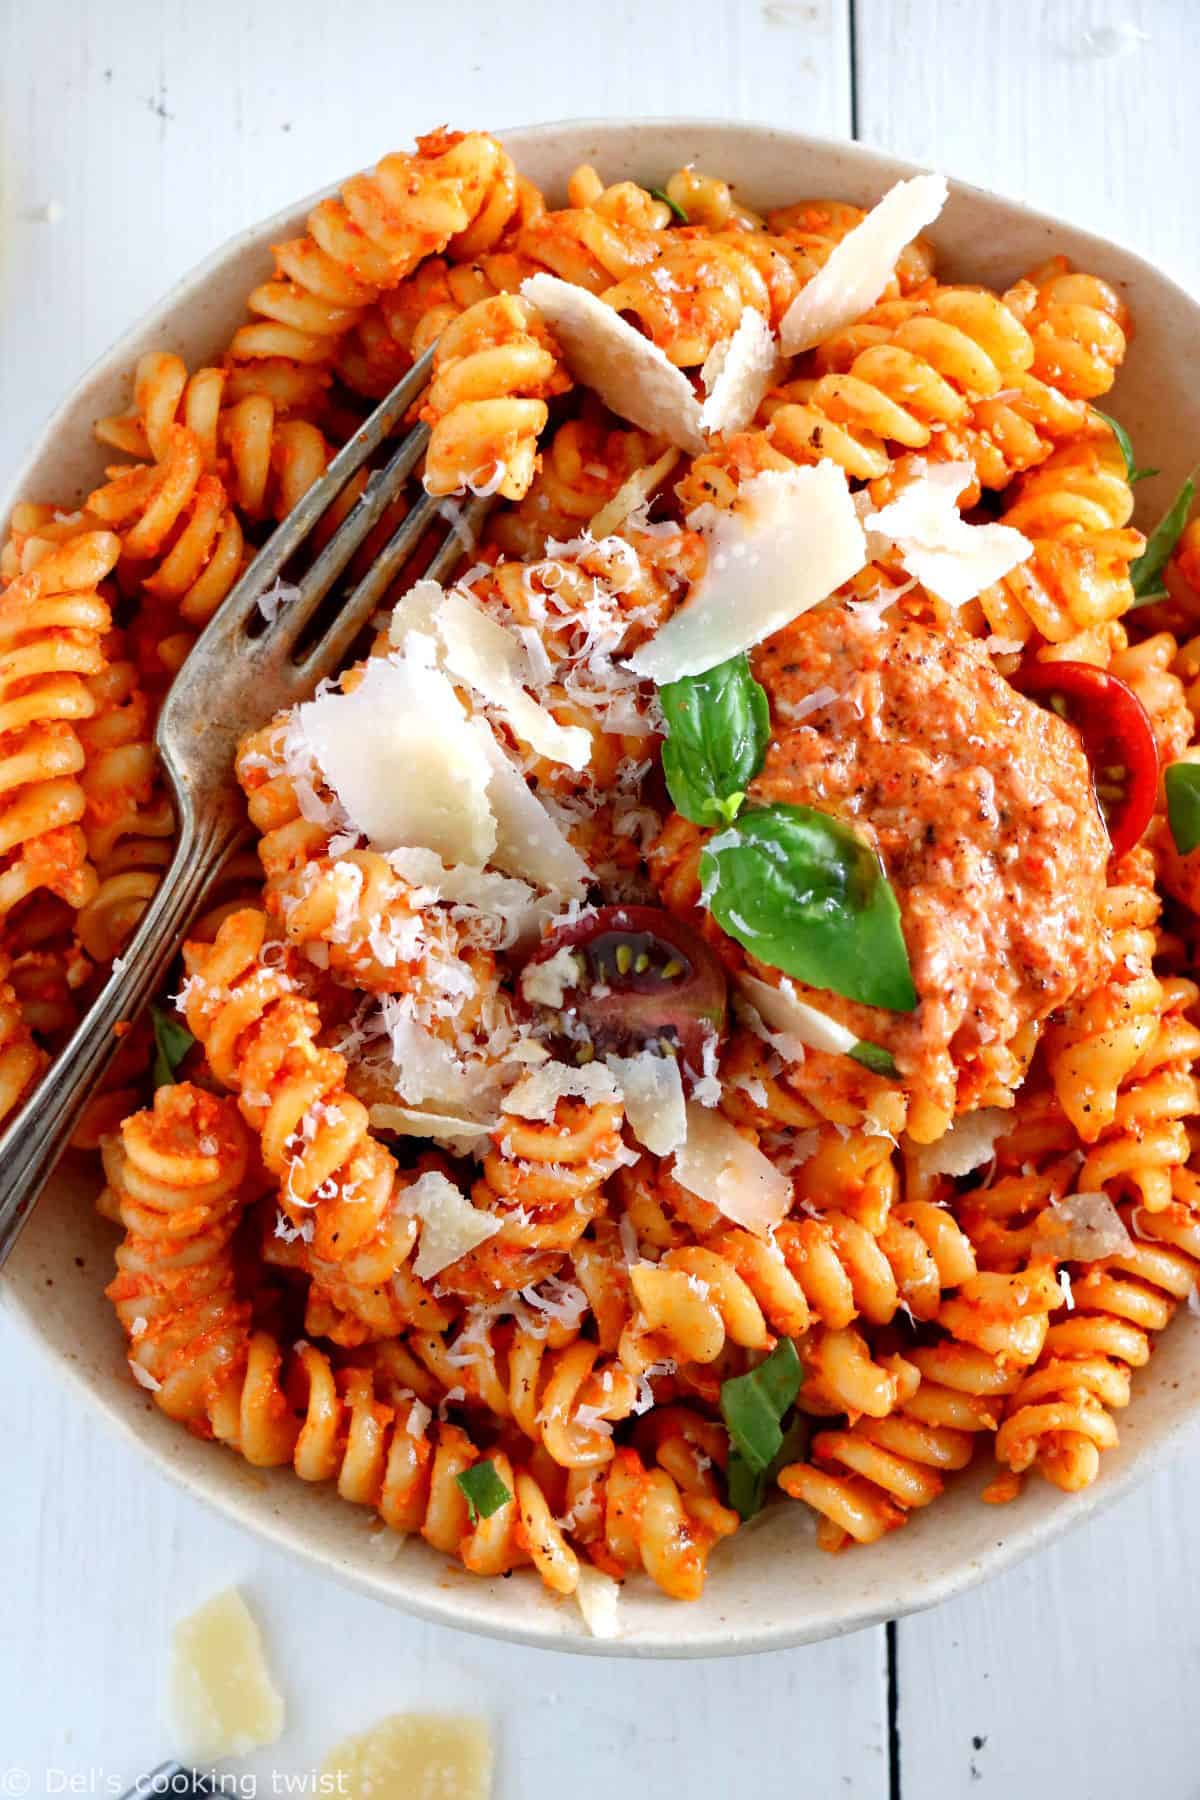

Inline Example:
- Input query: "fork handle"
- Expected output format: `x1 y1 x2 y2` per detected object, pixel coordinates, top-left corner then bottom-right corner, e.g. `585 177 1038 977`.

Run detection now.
0 803 242 1268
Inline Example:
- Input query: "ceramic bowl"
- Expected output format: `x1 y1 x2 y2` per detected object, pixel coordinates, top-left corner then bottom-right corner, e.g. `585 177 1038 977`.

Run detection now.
5 118 1200 1658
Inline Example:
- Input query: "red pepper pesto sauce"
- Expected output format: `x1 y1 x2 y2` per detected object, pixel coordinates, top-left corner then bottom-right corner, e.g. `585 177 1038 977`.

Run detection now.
746 606 1112 1139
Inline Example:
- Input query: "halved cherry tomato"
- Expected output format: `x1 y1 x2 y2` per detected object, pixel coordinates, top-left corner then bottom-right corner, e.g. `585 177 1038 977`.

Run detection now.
520 904 728 1085
1011 659 1159 861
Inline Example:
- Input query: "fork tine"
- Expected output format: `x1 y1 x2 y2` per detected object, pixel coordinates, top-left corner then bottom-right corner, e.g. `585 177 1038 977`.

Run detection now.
252 417 432 655
197 344 437 646
292 491 496 677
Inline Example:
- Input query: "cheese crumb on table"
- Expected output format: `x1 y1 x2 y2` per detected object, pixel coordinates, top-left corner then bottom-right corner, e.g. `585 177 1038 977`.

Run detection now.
322 1712 493 1800
169 1586 284 1761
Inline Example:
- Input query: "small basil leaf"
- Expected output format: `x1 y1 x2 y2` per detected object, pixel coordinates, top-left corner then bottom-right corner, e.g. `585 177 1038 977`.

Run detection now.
456 1461 512 1524
720 1338 804 1476
1091 408 1158 484
650 185 689 224
660 654 770 827
726 1413 811 1521
151 1003 195 1090
701 803 918 1013
726 1450 767 1520
1165 762 1200 855
1130 467 1197 602
850 1039 898 1077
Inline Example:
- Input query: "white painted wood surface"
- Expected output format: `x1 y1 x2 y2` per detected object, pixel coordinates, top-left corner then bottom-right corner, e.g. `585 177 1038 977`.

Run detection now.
1 2 1197 1794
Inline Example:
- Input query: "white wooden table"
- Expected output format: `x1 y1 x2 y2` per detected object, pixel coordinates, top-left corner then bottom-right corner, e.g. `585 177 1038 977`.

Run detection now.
2 2 1198 1793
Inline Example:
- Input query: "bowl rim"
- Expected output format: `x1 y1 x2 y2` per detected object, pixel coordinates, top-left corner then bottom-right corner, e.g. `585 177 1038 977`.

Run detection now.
5 114 1200 1658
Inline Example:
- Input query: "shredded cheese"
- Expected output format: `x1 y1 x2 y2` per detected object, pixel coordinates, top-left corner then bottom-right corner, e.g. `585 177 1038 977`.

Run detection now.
588 446 681 539
911 1107 1011 1178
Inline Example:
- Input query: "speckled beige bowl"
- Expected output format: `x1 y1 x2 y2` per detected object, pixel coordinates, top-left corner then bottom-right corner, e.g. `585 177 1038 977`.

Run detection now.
4 120 1200 1658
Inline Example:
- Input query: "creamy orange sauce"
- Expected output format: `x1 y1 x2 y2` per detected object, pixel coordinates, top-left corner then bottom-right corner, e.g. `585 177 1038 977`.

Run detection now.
750 606 1111 1135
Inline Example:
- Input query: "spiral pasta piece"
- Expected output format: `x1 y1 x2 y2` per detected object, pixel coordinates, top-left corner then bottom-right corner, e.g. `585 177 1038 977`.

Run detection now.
439 1094 629 1300
976 436 1143 646
996 1179 1200 1491
1005 257 1130 401
779 1345 1006 1548
85 426 246 680
407 1319 639 1469
179 910 451 1345
0 528 116 922
600 234 786 365
680 283 1037 506
421 293 568 499
1044 851 1199 1212
486 412 659 558
559 1424 739 1599
226 129 525 400
0 949 45 1124
96 350 337 529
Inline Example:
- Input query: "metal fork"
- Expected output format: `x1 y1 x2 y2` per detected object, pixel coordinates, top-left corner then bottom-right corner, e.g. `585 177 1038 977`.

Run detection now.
0 343 493 1265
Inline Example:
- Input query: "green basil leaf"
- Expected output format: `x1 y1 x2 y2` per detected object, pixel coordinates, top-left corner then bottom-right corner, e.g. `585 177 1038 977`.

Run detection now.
1165 762 1200 855
849 1039 898 1077
701 803 918 1012
1130 467 1197 602
660 654 770 826
650 185 689 224
1091 408 1158 484
720 1338 804 1479
151 1003 195 1090
726 1414 811 1521
456 1461 512 1524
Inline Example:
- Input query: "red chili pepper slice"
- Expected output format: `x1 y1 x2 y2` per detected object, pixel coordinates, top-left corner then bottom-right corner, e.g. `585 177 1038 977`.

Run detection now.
520 904 728 1088
1012 659 1158 861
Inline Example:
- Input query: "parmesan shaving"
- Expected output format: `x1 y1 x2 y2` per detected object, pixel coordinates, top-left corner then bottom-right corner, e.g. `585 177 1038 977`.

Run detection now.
520 943 583 1008
779 172 950 354
1041 1191 1133 1262
737 972 858 1058
863 461 1032 608
672 1102 792 1236
369 1103 493 1157
627 464 867 682
522 271 706 452
504 1060 621 1121
322 1712 493 1800
406 1169 502 1280
297 651 496 864
472 723 591 896
911 1107 1011 1178
588 446 680 539
169 1588 284 1761
434 586 592 770
699 306 779 435
573 1566 623 1640
606 1050 687 1155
